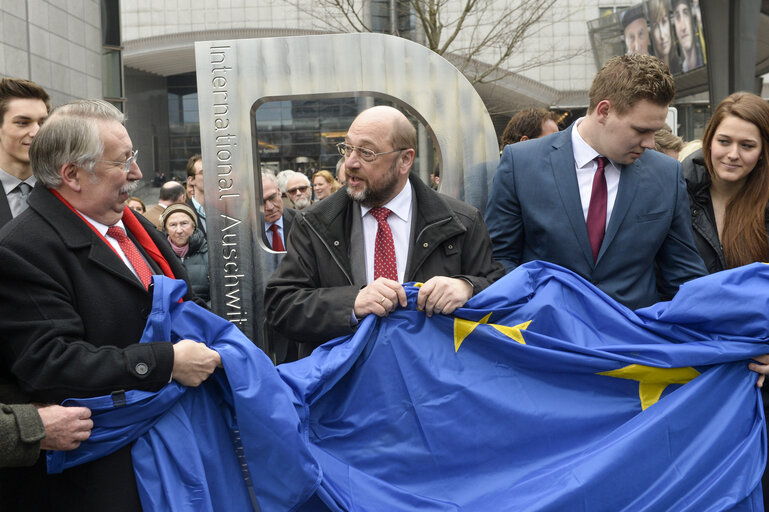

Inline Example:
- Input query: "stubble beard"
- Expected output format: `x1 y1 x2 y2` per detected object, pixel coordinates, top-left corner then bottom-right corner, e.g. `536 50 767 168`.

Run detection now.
346 158 400 208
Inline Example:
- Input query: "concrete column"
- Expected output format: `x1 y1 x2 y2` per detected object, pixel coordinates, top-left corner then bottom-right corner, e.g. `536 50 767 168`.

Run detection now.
701 0 761 106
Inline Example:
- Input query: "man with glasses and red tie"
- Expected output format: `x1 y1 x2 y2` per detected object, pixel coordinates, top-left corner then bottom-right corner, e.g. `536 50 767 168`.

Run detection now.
265 105 504 360
484 54 707 311
260 170 300 363
261 171 295 253
0 99 221 512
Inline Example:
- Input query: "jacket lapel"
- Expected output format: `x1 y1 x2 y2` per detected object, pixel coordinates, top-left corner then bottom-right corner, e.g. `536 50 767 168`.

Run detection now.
550 127 595 268
599 160 641 262
301 192 356 284
405 175 466 279
30 187 147 291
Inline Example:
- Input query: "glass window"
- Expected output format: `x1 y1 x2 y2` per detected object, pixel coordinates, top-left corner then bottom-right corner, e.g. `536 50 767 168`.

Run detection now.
253 95 437 181
102 49 122 99
101 0 121 47
167 73 201 177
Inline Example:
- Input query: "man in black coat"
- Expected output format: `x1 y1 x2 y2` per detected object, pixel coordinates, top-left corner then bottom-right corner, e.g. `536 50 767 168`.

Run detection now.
0 100 221 511
265 106 504 359
0 78 98 476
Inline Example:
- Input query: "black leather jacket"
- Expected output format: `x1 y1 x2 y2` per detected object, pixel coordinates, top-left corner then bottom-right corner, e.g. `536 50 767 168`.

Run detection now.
682 150 726 274
683 149 769 274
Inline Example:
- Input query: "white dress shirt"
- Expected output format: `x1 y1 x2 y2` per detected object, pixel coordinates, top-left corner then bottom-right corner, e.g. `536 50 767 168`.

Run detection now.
360 181 413 284
80 213 146 281
572 118 621 227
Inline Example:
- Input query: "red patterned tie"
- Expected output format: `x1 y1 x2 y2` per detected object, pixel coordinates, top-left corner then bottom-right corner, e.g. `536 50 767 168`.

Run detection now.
107 226 154 289
370 207 398 281
586 156 608 262
269 224 285 251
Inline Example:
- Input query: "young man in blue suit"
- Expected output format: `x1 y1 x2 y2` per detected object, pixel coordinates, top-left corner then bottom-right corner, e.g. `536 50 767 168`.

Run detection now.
485 54 707 311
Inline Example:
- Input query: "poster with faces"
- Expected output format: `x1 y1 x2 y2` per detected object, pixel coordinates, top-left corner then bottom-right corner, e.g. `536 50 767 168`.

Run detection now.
619 0 706 75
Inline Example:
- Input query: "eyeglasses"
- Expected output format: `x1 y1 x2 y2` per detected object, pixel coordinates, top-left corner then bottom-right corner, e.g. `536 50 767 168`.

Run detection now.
286 185 309 195
99 149 138 173
337 143 406 163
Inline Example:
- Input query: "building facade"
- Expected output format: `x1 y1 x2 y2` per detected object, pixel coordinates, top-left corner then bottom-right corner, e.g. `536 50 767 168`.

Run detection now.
1 1 766 181
0 0 109 107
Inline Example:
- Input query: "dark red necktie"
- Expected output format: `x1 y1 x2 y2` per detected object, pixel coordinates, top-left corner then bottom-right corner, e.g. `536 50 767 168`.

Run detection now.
370 207 398 281
269 223 285 251
586 156 608 262
107 226 154 289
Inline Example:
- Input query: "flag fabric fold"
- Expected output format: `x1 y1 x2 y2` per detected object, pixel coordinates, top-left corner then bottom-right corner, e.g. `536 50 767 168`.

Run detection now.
51 261 769 511
47 276 321 511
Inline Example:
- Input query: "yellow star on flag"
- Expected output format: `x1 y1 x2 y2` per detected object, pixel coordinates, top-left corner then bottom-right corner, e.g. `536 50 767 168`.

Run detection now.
597 364 700 410
453 314 531 352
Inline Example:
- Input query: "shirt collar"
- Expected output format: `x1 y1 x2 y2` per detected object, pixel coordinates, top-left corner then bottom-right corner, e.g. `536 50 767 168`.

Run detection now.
571 118 618 171
360 179 413 222
265 215 284 230
78 211 126 237
190 196 204 214
0 167 36 195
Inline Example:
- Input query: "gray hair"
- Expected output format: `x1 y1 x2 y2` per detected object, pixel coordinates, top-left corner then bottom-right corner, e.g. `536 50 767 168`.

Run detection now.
286 171 311 187
31 100 125 188
261 171 278 189
276 169 294 193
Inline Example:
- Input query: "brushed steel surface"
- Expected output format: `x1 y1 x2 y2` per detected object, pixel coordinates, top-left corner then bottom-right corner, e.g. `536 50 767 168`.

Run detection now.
195 33 498 353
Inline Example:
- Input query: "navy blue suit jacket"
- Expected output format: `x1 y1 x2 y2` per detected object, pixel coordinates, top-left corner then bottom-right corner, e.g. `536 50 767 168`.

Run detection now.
485 125 707 310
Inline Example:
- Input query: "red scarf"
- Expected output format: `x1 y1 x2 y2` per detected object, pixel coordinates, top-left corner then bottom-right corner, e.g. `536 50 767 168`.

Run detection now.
51 189 176 280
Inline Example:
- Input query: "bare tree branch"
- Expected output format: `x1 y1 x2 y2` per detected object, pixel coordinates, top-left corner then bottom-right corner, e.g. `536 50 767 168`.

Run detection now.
284 0 582 86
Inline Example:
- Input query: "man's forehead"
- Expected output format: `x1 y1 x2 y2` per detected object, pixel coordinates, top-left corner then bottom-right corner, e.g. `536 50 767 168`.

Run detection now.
5 98 48 118
263 179 278 195
347 115 391 145
98 119 132 147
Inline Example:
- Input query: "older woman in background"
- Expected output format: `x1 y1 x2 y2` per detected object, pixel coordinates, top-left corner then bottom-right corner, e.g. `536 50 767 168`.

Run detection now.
312 170 340 201
160 203 210 304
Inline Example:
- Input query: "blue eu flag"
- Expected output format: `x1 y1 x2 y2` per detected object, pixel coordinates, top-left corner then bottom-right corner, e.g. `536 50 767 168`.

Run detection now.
281 261 768 511
54 262 768 511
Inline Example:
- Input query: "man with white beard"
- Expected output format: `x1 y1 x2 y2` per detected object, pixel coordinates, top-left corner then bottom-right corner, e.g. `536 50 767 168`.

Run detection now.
285 171 313 210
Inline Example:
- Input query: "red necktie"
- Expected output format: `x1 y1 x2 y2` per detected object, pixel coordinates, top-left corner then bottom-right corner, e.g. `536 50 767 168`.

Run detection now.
107 226 154 289
269 223 285 251
586 156 608 262
370 207 398 281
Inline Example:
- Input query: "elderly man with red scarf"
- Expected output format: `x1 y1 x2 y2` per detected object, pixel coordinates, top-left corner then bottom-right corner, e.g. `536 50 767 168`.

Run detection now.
0 100 220 512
